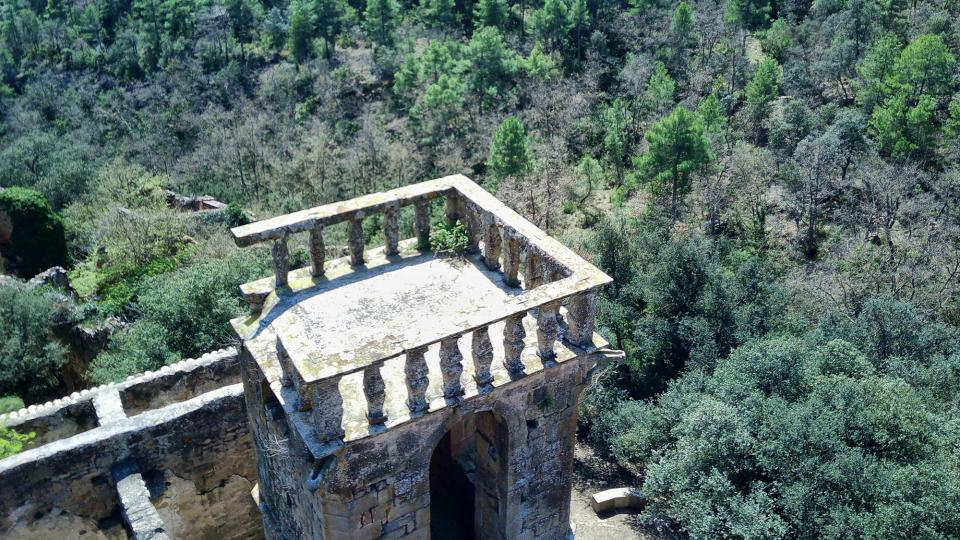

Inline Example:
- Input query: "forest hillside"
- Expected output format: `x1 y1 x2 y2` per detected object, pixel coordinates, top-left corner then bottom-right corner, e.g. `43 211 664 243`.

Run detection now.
2 0 960 535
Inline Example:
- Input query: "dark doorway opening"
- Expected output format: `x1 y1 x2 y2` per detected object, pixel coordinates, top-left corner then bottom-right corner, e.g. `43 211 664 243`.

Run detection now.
429 411 509 540
429 430 476 539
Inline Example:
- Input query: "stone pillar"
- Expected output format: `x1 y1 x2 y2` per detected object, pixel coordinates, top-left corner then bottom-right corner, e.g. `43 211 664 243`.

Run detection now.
347 214 365 266
309 224 325 277
463 203 480 254
383 202 399 256
523 250 542 290
363 365 387 425
439 336 464 399
272 234 290 288
501 228 521 288
444 192 460 225
566 290 598 347
537 303 559 362
503 313 526 374
472 326 494 387
404 346 429 413
305 379 345 443
482 218 501 271
414 199 431 250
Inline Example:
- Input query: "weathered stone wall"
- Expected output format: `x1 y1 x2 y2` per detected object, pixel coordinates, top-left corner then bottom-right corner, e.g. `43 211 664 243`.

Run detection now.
0 349 263 540
248 350 597 540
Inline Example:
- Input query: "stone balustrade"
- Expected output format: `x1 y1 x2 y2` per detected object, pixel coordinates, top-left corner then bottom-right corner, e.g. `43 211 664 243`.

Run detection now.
232 175 609 443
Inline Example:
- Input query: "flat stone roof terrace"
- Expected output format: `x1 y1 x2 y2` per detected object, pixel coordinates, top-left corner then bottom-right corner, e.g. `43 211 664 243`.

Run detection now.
230 176 611 455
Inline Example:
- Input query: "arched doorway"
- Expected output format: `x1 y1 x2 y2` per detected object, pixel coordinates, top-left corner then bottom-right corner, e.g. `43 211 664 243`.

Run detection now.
429 411 509 540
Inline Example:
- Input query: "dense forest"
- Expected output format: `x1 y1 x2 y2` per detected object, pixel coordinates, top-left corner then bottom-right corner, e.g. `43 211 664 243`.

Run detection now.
2 0 960 534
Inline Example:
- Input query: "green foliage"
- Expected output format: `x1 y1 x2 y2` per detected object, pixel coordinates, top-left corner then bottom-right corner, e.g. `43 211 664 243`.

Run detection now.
531 0 572 51
644 61 676 117
0 424 33 459
288 0 315 62
89 320 179 384
634 106 713 221
132 250 272 359
487 116 533 182
602 99 631 184
745 58 782 131
0 396 24 414
473 0 509 30
670 2 695 47
429 220 469 255
0 187 67 278
0 281 69 403
605 299 960 539
364 0 400 46
724 0 772 29
465 26 519 110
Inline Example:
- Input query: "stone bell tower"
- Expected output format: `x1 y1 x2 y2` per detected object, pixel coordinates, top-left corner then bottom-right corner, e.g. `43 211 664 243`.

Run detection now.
230 176 621 539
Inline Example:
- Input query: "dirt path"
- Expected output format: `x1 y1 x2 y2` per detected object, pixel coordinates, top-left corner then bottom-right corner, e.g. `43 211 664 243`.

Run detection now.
569 442 681 540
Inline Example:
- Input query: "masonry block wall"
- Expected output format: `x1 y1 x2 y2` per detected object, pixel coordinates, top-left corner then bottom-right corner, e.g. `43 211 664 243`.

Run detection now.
244 349 599 540
0 349 264 540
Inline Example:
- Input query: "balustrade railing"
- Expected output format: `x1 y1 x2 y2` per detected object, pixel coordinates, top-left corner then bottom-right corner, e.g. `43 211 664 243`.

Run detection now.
234 175 608 434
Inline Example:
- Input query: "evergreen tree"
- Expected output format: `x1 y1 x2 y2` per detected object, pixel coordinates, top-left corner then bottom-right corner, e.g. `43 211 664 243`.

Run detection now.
636 106 713 221
532 0 571 51
364 0 400 46
568 0 589 60
288 0 314 62
465 26 519 111
473 0 509 30
602 99 631 185
644 61 676 117
745 57 781 138
421 0 457 28
670 1 694 48
314 0 345 60
488 116 533 181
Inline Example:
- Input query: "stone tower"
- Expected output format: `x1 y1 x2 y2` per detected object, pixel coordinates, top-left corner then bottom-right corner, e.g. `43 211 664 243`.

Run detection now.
230 176 621 540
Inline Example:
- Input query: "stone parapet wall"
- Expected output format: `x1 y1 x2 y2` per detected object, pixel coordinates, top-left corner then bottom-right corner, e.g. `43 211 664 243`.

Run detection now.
0 348 263 540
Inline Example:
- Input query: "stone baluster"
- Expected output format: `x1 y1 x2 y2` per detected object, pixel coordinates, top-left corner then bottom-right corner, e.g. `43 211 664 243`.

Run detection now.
363 365 387 425
482 218 501 271
464 203 481 254
272 234 291 288
502 313 526 374
404 346 429 413
383 202 399 257
536 303 559 362
523 250 542 290
414 199 431 250
347 213 365 266
565 290 598 347
439 336 465 399
472 326 494 387
444 192 460 225
501 228 521 288
309 223 325 277
304 379 345 443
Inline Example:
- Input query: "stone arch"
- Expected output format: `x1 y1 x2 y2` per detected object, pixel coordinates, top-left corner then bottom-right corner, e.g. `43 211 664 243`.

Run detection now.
428 409 510 540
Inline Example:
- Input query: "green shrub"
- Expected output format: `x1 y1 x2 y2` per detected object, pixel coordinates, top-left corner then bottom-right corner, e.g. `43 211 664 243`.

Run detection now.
89 320 179 384
133 250 272 358
0 282 68 403
0 424 33 459
0 187 67 278
0 396 24 414
429 220 469 255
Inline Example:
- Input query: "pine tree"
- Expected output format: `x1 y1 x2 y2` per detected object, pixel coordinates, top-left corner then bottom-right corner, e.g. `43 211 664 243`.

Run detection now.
568 0 589 60
488 116 534 181
532 0 571 51
364 0 400 47
636 106 712 221
745 57 781 134
314 0 345 59
288 0 315 62
473 0 509 30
